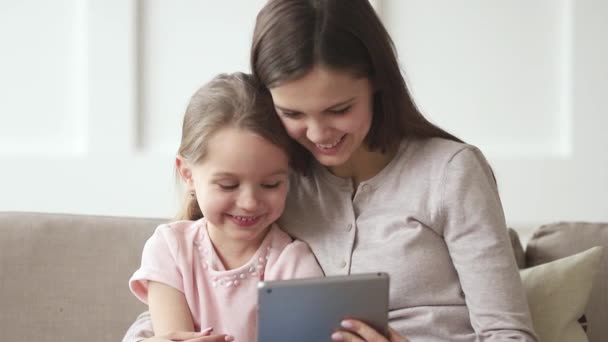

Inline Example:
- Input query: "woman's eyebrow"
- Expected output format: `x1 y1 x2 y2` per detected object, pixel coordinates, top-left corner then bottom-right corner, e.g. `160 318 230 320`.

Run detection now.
275 97 355 113
274 104 299 113
324 98 355 111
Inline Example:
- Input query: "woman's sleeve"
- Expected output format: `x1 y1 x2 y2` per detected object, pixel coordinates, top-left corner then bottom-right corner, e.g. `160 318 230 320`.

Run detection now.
439 147 538 341
129 224 183 304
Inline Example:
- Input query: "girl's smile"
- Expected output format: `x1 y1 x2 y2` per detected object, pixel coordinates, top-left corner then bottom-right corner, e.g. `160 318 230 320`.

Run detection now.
226 214 263 228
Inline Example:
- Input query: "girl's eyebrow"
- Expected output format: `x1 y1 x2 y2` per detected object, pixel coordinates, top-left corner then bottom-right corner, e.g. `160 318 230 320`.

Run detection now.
211 170 288 178
266 170 289 176
210 172 237 179
275 97 355 113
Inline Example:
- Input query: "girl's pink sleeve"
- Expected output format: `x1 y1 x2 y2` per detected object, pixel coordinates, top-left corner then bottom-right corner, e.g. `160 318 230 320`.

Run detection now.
129 224 183 304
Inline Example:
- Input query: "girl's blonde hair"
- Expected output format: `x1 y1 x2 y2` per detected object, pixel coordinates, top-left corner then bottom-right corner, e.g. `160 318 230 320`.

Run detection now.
176 72 293 221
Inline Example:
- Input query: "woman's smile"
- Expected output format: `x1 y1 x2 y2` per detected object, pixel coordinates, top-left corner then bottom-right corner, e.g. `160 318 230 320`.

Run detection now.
313 134 346 154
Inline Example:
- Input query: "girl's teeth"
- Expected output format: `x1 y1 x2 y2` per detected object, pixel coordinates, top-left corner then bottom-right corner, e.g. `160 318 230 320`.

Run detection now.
234 216 256 222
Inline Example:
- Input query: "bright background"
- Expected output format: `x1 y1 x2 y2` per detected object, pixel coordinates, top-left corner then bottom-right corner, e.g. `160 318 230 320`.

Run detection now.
1 0 606 243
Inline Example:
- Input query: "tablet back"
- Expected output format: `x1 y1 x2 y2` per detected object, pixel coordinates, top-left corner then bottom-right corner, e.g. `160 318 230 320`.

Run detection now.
257 272 389 342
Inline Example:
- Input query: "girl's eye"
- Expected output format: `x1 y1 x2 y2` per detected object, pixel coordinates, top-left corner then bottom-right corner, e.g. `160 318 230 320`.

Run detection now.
261 181 281 189
330 106 351 115
218 184 238 190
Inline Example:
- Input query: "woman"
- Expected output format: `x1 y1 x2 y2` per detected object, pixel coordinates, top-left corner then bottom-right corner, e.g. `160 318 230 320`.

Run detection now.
124 0 538 341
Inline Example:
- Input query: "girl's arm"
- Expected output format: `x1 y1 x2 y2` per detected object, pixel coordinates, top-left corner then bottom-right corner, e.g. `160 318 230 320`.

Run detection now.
121 310 232 342
148 281 195 336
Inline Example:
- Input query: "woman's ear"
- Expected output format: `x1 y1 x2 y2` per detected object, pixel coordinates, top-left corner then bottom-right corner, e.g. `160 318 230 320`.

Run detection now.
175 156 195 191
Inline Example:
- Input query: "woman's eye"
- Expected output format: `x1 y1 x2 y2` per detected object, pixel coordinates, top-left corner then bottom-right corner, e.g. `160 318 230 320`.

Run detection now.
330 106 351 115
281 111 301 118
218 184 238 190
261 182 281 189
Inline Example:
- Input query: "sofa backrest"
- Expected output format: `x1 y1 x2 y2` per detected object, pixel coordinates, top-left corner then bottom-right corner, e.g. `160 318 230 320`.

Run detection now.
0 212 165 342
526 221 608 342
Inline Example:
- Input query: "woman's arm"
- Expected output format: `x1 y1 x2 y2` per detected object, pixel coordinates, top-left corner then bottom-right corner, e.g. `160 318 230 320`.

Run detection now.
148 281 195 336
438 147 538 340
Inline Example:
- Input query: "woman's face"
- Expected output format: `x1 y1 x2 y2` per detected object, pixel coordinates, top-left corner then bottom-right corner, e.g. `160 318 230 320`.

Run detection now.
268 66 374 168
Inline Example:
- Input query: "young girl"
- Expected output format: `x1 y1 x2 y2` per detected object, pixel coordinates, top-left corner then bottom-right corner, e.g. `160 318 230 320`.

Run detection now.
127 0 538 341
128 72 323 342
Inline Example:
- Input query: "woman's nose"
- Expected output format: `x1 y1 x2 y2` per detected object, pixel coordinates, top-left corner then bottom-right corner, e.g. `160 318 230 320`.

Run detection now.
306 120 330 142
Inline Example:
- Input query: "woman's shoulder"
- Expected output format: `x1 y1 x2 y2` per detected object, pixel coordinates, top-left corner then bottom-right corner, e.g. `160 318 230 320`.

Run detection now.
406 137 481 160
400 137 489 171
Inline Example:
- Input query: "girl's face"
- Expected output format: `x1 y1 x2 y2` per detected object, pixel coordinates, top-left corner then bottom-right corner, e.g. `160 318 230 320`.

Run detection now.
269 66 374 168
178 127 289 245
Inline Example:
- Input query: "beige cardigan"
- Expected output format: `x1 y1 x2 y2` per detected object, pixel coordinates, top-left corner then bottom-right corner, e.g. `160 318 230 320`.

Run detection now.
278 138 537 341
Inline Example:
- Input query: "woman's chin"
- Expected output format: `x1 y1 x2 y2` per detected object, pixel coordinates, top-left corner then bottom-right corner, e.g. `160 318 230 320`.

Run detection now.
313 154 350 169
306 142 351 167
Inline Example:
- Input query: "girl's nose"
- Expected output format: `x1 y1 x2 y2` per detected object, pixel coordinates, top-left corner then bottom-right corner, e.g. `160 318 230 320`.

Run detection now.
237 189 259 211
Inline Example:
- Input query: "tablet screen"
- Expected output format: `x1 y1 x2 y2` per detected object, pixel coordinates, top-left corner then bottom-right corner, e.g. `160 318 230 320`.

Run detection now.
257 272 389 341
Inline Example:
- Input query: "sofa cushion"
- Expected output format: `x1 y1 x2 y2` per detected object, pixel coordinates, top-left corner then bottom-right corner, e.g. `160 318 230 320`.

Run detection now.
520 247 602 342
0 212 165 342
526 222 608 342
508 228 526 269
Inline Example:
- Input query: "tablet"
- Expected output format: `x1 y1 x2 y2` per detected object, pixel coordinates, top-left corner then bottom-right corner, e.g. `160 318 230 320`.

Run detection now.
257 272 389 342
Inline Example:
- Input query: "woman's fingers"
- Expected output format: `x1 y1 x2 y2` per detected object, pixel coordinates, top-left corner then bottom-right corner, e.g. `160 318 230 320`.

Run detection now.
147 329 234 342
331 319 385 341
330 320 409 342
331 330 364 341
191 335 234 342
387 327 409 342
162 331 208 340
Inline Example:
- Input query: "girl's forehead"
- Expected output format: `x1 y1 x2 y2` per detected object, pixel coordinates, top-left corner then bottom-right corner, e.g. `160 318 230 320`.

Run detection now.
201 128 289 174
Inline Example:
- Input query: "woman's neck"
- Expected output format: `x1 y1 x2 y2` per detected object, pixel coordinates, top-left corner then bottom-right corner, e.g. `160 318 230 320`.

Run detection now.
328 144 397 189
207 225 269 270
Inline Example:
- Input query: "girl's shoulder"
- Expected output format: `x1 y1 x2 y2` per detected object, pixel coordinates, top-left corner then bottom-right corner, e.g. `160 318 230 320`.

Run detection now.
163 219 205 233
264 225 323 279
265 224 296 251
150 219 206 250
265 225 317 261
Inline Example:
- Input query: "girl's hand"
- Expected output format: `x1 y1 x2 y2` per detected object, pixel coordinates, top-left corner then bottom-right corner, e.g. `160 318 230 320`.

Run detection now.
331 319 409 342
142 329 234 342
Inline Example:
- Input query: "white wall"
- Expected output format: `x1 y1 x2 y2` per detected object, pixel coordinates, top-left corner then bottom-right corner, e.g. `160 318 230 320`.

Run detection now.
383 0 608 240
1 1 606 241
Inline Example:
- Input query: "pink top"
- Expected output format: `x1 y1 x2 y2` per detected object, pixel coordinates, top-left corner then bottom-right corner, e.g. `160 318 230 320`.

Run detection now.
129 219 323 341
